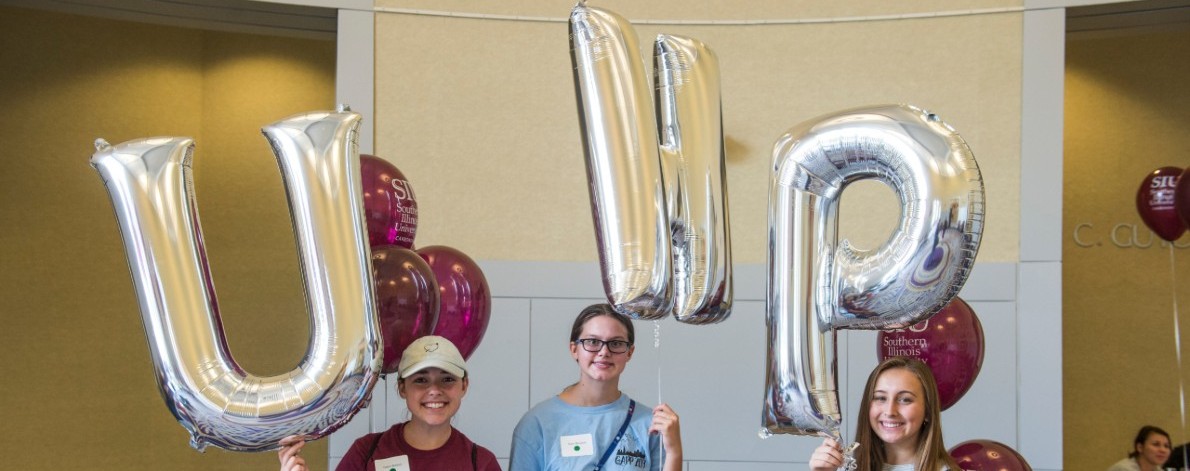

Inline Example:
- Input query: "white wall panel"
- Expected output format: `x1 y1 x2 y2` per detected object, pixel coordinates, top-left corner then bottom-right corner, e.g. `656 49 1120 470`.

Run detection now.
1018 261 1064 469
455 297 532 458
660 300 819 463
329 6 376 465
1018 6 1065 469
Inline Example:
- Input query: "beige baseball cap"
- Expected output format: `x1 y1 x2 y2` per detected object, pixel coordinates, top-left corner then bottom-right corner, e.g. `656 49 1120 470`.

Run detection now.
398 335 467 379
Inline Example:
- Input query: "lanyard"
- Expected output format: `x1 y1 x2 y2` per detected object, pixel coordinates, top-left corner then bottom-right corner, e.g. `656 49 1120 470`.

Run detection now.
593 400 635 471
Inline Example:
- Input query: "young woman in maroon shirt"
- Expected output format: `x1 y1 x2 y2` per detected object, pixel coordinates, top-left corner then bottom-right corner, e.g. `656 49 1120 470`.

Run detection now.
278 336 501 471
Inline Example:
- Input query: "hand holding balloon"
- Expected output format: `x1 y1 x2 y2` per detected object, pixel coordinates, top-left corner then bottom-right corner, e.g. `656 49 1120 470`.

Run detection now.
277 436 309 471
649 403 683 458
809 437 845 471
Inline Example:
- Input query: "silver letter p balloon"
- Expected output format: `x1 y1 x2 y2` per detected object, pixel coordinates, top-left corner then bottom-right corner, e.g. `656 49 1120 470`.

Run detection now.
762 105 984 437
90 109 382 452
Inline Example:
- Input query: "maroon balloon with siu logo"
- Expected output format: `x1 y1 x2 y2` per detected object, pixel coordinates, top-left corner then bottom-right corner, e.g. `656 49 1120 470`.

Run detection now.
949 439 1033 471
1175 167 1190 231
416 245 491 360
372 245 440 375
361 154 419 248
1137 166 1184 242
877 297 984 410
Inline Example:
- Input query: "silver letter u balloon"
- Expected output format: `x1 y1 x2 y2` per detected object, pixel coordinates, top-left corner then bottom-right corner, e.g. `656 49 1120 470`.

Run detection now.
761 105 984 437
90 109 382 452
570 4 732 323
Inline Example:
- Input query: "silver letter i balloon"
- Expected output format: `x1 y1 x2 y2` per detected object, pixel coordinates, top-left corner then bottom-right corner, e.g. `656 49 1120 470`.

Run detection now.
90 109 382 452
762 105 984 437
570 3 732 323
656 34 733 325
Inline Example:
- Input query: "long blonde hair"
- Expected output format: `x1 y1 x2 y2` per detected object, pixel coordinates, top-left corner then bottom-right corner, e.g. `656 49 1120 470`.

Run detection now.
854 357 959 471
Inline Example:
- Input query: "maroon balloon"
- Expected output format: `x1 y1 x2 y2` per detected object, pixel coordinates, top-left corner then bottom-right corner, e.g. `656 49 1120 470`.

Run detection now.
372 245 439 375
1175 167 1190 231
416 245 491 360
361 154 419 248
877 297 984 410
950 440 1033 471
1137 166 1184 242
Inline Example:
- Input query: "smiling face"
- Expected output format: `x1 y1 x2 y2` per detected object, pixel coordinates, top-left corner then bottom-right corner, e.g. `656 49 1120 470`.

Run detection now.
867 367 927 461
1137 431 1172 468
398 367 468 427
570 314 634 384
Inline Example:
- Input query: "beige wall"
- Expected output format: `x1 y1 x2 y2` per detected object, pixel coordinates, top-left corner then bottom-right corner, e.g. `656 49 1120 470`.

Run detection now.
0 6 335 469
373 4 1022 264
1064 28 1190 471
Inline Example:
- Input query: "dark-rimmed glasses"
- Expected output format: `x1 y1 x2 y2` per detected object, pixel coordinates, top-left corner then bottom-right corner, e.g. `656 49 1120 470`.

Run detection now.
574 338 632 354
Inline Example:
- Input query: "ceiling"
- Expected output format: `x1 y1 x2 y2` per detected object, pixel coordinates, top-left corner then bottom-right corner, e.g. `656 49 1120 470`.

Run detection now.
2 0 1189 41
1068 0 1190 39
0 0 336 40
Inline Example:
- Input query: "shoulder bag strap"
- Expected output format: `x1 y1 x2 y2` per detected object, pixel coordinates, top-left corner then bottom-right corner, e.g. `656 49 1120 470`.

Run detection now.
364 428 386 463
592 400 635 471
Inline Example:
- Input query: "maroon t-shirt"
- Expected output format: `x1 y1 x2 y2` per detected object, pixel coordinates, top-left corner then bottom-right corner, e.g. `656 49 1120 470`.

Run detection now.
336 422 501 471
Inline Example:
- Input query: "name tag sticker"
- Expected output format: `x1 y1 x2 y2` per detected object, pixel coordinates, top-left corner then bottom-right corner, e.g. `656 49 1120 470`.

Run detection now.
373 454 410 471
560 433 595 457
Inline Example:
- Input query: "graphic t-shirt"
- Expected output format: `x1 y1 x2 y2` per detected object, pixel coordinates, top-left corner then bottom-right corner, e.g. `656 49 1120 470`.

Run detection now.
509 394 660 471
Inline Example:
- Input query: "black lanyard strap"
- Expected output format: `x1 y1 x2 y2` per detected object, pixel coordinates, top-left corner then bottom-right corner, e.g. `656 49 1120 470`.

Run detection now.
593 400 635 471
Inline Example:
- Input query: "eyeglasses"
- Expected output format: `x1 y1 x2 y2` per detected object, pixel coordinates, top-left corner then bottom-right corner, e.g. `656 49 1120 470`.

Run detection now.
575 338 632 354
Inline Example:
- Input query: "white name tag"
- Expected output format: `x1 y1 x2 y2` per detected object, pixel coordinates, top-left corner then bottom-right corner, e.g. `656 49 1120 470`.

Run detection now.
373 454 410 471
560 433 595 457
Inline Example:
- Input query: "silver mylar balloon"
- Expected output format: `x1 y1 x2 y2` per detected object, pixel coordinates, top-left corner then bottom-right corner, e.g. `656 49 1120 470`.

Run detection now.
90 109 382 452
655 34 733 325
762 104 984 436
570 4 671 320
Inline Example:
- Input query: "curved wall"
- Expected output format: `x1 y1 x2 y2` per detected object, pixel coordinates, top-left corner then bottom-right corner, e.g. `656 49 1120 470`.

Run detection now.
0 6 337 469
1064 27 1190 471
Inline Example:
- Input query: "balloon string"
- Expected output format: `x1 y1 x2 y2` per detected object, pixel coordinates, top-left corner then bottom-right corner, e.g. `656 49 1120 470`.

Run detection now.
1171 245 1188 466
653 320 663 468
654 320 662 402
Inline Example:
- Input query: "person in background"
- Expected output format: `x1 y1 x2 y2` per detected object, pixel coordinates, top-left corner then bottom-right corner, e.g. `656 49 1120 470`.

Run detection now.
809 357 960 471
278 335 501 471
509 303 683 471
1107 425 1171 471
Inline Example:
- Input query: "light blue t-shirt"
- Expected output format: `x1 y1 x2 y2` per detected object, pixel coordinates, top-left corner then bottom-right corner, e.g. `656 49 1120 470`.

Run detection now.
509 394 660 471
